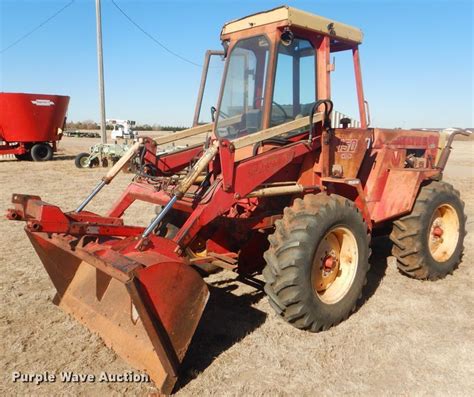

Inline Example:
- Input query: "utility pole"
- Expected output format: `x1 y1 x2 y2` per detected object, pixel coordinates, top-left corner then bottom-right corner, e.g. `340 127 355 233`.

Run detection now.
95 0 107 144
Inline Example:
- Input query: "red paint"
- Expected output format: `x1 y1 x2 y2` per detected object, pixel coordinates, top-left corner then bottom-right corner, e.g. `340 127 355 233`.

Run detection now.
0 93 69 144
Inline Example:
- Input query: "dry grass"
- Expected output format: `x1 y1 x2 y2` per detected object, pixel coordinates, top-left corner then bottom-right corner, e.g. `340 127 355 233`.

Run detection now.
0 137 473 396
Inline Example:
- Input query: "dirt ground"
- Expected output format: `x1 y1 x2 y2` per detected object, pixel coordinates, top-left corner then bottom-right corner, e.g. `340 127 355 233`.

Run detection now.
0 136 473 396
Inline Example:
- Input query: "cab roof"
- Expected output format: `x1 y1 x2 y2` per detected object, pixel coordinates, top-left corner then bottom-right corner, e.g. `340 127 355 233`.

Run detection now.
221 5 363 44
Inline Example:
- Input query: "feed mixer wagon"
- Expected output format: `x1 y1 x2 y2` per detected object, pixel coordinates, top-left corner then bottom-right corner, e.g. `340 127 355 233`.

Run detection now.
0 92 69 160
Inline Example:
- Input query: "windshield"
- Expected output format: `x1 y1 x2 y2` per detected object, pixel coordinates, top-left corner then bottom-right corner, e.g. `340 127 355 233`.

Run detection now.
215 35 270 139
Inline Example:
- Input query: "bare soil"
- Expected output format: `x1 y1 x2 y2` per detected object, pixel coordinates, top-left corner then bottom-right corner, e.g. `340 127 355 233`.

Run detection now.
1 137 473 396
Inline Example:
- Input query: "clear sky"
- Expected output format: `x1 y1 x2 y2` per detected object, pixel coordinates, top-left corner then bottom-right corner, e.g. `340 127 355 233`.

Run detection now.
1 0 473 128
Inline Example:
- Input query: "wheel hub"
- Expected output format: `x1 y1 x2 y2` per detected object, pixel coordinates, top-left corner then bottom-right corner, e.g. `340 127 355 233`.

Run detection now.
432 225 444 238
80 157 90 167
322 250 338 274
312 226 358 304
428 204 459 262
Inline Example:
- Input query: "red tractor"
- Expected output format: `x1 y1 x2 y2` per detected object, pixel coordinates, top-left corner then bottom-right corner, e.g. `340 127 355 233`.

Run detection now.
0 92 69 160
7 6 468 394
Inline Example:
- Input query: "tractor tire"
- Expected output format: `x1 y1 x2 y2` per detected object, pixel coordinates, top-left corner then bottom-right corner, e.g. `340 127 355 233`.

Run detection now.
390 181 466 280
30 143 53 161
263 194 370 332
75 153 91 168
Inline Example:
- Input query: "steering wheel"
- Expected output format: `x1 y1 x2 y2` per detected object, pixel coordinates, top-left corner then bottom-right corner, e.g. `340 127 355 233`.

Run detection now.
254 97 292 124
211 106 229 122
210 106 238 137
272 102 290 122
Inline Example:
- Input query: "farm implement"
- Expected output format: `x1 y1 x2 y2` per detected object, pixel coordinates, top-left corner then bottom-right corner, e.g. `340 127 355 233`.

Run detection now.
74 140 135 168
0 92 69 161
7 6 468 394
74 119 138 168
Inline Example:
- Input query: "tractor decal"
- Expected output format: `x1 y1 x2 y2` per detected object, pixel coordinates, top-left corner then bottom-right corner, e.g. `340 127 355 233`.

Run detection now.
337 138 358 159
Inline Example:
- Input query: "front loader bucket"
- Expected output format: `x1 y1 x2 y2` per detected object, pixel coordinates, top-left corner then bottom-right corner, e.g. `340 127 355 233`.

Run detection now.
26 230 209 394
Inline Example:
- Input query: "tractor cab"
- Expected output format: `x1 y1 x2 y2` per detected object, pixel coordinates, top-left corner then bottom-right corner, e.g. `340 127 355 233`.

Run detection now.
213 5 368 143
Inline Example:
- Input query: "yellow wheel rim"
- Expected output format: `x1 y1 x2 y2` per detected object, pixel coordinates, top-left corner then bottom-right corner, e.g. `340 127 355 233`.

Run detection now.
312 226 359 304
428 204 459 262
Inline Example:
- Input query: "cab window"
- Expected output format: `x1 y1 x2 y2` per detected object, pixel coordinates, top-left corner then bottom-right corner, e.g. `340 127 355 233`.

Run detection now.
271 38 316 127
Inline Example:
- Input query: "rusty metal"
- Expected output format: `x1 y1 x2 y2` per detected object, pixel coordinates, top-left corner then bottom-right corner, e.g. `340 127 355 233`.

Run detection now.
25 230 208 394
